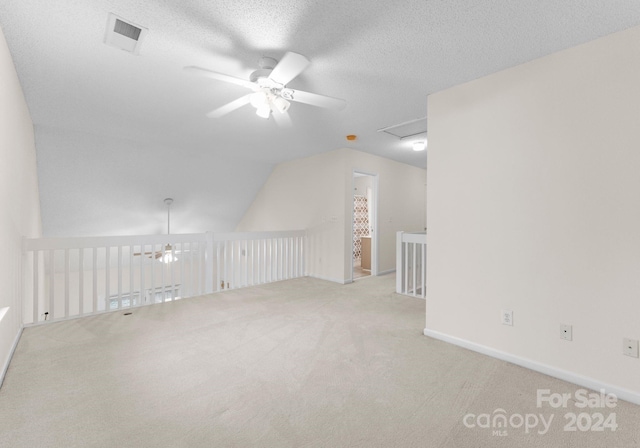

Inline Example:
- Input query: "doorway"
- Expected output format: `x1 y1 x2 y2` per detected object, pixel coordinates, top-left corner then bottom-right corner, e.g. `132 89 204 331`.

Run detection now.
352 171 378 281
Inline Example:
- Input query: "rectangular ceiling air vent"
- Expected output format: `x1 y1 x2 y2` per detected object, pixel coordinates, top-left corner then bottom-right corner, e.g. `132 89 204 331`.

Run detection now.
378 116 428 139
114 19 142 41
104 13 147 55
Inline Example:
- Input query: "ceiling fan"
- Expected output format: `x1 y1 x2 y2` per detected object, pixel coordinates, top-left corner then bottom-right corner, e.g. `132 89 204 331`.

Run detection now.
184 52 346 121
134 198 178 263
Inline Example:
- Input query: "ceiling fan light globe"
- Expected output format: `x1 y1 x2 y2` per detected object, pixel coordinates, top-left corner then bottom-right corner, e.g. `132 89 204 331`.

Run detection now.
273 97 290 113
256 105 271 119
250 91 268 108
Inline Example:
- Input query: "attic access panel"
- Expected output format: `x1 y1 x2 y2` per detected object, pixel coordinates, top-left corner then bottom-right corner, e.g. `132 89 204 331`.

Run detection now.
378 117 427 139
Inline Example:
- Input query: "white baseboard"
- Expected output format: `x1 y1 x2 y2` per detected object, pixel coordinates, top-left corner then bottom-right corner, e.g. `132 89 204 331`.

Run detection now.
423 328 640 406
0 326 23 389
307 274 351 285
309 270 395 284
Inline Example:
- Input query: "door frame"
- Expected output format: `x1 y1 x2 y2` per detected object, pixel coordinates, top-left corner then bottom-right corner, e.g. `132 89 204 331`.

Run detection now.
350 170 379 282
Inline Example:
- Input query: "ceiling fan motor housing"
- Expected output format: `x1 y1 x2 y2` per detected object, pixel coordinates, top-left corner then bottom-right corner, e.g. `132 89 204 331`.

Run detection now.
249 68 273 83
258 56 278 70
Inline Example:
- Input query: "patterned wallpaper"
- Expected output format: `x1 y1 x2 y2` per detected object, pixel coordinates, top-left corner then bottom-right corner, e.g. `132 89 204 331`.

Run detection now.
353 194 369 260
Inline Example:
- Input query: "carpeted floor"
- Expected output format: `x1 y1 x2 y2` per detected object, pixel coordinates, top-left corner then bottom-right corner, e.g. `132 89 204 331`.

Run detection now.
1 274 639 447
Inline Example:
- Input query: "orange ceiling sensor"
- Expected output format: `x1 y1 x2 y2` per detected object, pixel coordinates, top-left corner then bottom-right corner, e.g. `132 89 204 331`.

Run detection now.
346 135 357 141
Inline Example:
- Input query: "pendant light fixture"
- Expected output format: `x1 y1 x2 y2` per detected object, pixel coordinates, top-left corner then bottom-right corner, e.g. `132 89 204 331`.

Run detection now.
160 198 177 263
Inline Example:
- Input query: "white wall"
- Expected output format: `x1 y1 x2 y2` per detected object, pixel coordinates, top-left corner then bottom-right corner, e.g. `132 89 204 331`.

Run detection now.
0 26 42 381
236 148 426 283
426 25 640 398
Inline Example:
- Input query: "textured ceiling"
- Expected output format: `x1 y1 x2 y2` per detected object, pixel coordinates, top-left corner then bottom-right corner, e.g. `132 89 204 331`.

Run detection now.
1 0 640 236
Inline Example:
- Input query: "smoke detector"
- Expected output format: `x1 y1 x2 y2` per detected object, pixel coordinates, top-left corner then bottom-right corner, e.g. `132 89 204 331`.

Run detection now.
104 13 148 54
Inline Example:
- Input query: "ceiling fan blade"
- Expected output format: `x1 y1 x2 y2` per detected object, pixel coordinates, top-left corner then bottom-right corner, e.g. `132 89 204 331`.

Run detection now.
269 52 310 86
272 110 292 128
287 89 346 110
183 66 256 90
206 94 252 118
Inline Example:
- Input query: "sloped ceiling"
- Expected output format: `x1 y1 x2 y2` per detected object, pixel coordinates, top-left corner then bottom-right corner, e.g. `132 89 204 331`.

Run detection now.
1 0 639 236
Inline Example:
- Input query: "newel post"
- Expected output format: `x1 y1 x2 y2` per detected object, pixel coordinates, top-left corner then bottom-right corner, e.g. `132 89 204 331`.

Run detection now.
396 231 404 294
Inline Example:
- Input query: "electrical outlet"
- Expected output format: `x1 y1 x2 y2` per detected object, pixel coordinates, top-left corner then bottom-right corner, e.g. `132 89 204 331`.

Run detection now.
501 310 513 326
560 324 572 341
623 338 639 358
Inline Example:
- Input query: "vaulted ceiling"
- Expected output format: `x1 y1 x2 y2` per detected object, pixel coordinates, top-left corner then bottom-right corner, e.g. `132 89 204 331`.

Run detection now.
1 0 639 237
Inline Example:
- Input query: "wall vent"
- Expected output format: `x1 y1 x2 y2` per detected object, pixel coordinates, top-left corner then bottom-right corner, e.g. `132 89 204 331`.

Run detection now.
377 116 427 139
104 13 147 54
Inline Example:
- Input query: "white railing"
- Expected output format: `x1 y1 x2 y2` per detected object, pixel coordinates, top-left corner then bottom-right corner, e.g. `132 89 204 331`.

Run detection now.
396 231 426 299
22 230 305 325
212 231 305 291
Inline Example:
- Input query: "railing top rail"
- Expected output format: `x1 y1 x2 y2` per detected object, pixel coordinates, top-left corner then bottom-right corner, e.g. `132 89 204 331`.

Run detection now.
24 233 208 251
401 232 427 244
23 230 307 251
213 230 306 242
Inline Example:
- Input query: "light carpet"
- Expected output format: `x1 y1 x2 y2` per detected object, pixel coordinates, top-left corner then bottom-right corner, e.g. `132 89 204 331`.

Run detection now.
1 274 639 447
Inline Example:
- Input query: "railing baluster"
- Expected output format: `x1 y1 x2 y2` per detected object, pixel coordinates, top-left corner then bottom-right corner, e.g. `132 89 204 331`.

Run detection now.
274 238 279 281
158 244 164 302
92 247 98 313
404 241 409 295
298 236 302 276
48 250 54 319
412 242 417 297
149 243 156 303
268 238 271 283
279 238 283 281
215 242 220 292
180 242 185 298
170 244 176 300
244 240 249 287
421 242 426 298
78 249 84 316
105 246 111 311
129 245 134 306
290 237 294 278
232 240 237 289
297 236 301 277
223 241 227 290
240 240 245 288
64 248 70 318
249 239 253 285
200 241 205 295
262 239 266 284
301 236 304 276
285 237 289 279
293 237 298 278
117 246 123 308
189 242 194 297
32 250 38 323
